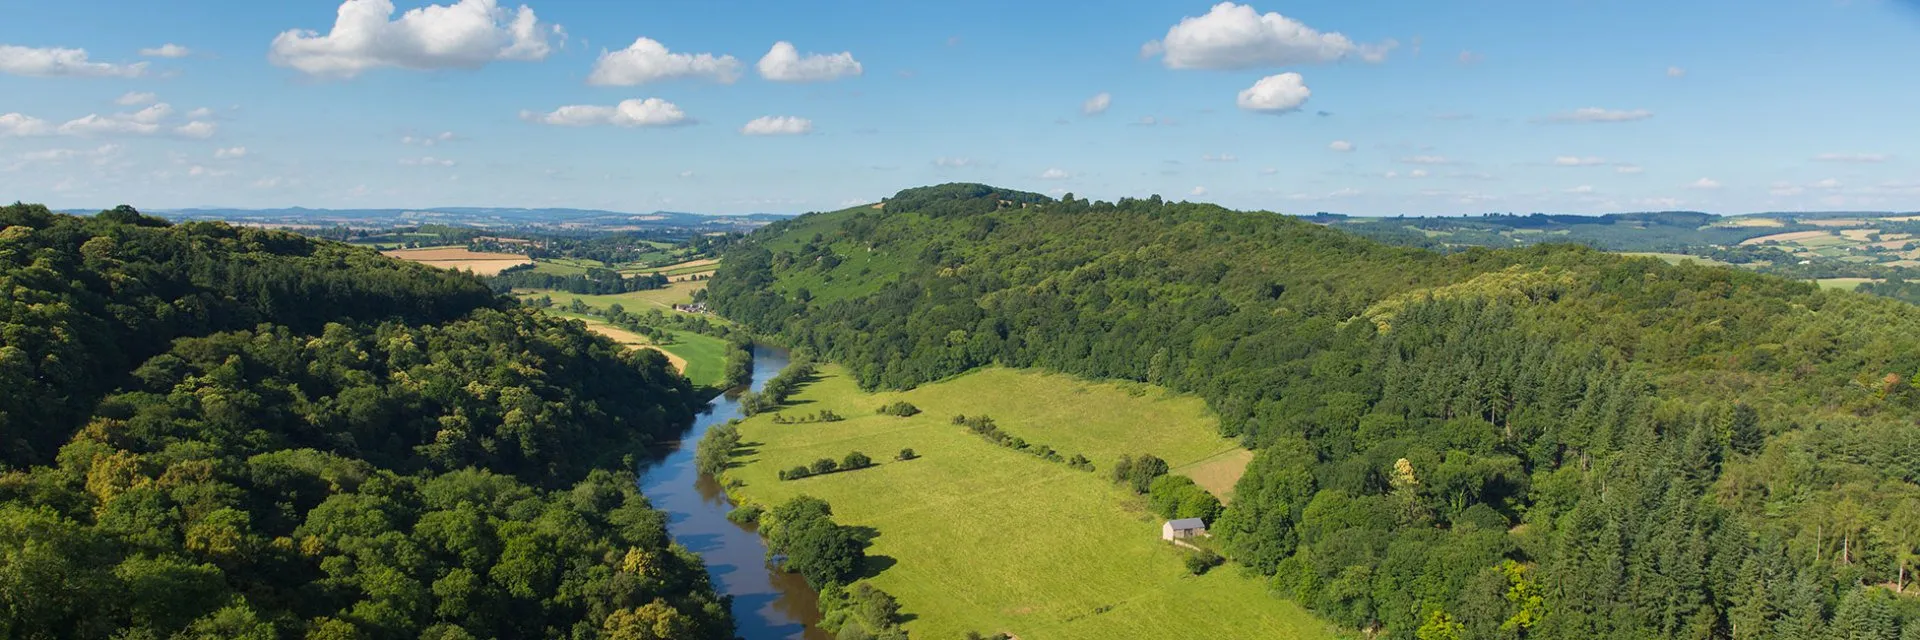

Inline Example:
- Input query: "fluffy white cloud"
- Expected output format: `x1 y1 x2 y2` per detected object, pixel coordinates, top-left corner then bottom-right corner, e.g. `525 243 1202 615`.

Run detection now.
269 0 561 78
401 156 456 166
0 45 147 78
187 165 231 178
1236 73 1310 113
185 107 214 119
1146 3 1389 69
740 115 812 136
1082 92 1111 116
1039 168 1071 180
215 146 248 159
1688 177 1722 190
1553 156 1605 166
1328 140 1354 152
520 98 690 127
934 157 973 168
0 113 54 137
588 37 740 85
1202 153 1238 162
140 44 191 58
1409 169 1430 178
1667 66 1686 78
1813 152 1890 163
1189 186 1209 196
174 121 217 138
756 41 861 82
1399 155 1451 165
403 131 456 145
1544 108 1654 123
115 91 158 106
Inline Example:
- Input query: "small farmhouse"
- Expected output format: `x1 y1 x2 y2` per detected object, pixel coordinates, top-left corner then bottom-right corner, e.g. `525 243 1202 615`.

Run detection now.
1161 517 1207 541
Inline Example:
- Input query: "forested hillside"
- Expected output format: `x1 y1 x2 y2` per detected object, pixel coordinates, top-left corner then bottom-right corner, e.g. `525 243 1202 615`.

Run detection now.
0 204 733 639
709 184 1920 639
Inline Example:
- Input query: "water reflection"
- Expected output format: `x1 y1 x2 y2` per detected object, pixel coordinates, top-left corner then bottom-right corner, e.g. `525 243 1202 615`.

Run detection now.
637 346 830 640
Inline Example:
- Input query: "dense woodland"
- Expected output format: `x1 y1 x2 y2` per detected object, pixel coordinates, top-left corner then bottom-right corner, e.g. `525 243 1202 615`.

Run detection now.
0 204 734 639
710 184 1920 639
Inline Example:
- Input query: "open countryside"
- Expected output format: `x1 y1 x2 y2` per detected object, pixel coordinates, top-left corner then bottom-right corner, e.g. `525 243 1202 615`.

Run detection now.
381 246 532 275
721 364 1321 640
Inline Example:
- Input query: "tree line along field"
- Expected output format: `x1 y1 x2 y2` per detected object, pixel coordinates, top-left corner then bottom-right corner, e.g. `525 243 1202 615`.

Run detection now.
720 364 1332 639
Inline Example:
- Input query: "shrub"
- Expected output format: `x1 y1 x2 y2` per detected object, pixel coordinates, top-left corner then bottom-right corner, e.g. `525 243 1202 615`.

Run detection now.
842 451 872 470
811 458 840 475
728 504 763 524
1184 549 1224 575
875 401 921 417
896 448 917 461
785 466 812 481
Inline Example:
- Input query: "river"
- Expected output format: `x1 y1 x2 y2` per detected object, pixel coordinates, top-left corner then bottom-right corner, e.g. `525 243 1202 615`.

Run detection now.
637 346 831 640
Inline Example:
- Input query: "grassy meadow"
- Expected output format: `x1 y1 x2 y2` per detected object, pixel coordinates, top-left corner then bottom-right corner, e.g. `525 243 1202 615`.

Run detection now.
722 365 1330 640
512 280 705 311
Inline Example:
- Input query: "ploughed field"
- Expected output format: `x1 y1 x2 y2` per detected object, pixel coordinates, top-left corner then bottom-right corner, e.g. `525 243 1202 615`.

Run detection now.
722 365 1337 640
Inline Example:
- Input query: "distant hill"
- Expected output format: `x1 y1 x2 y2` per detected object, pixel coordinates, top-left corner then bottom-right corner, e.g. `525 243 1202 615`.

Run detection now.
55 205 794 233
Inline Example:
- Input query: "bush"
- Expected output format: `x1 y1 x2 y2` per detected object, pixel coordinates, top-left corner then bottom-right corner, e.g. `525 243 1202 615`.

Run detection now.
1184 549 1224 575
842 451 872 470
728 504 763 525
875 401 921 417
811 458 840 475
784 466 813 481
896 448 917 461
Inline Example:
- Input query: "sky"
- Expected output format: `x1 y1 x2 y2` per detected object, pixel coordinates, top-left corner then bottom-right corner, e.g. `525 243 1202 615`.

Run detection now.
3 0 1920 216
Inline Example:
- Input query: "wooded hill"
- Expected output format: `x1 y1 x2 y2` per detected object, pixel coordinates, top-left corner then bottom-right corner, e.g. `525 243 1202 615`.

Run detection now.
0 204 734 639
708 183 1920 639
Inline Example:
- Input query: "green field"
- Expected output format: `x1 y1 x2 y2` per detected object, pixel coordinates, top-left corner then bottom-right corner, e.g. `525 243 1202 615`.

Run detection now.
513 281 704 311
1621 252 1734 267
655 329 726 389
724 365 1328 640
1817 277 1881 291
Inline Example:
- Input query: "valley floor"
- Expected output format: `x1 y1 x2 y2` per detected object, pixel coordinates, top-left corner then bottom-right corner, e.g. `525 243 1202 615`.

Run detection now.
723 365 1338 639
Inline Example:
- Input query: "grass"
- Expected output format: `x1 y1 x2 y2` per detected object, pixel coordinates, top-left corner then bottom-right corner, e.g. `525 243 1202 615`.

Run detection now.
655 330 726 389
1817 277 1880 291
723 365 1320 640
512 280 705 311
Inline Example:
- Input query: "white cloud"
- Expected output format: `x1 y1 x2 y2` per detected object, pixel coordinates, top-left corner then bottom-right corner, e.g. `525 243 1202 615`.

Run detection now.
403 131 457 145
1082 92 1111 116
1565 185 1595 194
1236 72 1310 113
1202 153 1238 162
1409 169 1430 178
1543 107 1654 123
185 107 214 119
1634 197 1682 209
0 45 147 77
1328 140 1354 152
186 165 231 178
269 0 561 78
1189 186 1209 197
253 176 294 189
678 170 695 178
1813 178 1843 190
934 157 973 168
174 121 216 139
1688 177 1722 190
1039 168 1071 180
130 103 174 124
740 115 813 136
1259 167 1278 175
215 146 248 159
1399 155 1451 165
1552 156 1606 166
115 91 159 106
1146 3 1389 69
1769 183 1805 197
1136 116 1161 126
1667 66 1686 78
521 98 690 127
59 113 161 136
1615 164 1644 174
401 156 456 166
756 41 861 82
1813 152 1890 163
140 44 192 58
588 37 740 85
0 113 54 137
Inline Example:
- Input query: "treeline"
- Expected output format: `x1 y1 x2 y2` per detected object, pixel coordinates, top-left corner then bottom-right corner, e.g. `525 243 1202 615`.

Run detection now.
0 205 733 639
708 184 1920 638
953 414 1092 471
739 351 818 416
778 451 874 481
491 266 668 295
759 496 907 639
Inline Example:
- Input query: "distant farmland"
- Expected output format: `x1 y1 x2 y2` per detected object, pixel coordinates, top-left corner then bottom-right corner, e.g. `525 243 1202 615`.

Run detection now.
382 246 532 276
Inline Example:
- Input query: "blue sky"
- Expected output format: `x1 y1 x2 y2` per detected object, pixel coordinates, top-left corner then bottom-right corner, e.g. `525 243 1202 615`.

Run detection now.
3 0 1919 215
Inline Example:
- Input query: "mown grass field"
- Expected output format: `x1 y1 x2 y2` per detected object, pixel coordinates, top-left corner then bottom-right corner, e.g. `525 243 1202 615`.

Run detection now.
538 309 727 388
723 365 1328 640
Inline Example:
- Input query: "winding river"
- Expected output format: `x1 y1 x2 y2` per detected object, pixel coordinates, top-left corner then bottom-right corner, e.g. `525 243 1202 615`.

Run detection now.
637 346 831 640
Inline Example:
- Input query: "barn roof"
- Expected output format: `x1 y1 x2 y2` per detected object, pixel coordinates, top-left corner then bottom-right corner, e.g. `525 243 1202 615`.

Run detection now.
1168 518 1207 529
